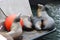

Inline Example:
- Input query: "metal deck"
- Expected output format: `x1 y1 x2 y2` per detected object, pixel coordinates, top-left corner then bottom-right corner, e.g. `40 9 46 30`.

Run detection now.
22 28 56 40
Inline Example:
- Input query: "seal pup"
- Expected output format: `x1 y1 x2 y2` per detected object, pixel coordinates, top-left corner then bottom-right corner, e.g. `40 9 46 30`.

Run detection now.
31 4 55 31
21 16 33 31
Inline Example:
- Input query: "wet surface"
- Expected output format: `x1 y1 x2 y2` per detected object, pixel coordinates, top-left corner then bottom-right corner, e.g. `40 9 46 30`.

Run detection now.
31 2 60 40
0 1 60 40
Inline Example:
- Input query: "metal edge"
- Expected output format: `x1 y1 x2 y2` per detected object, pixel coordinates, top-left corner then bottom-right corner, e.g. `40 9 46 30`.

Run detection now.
33 28 56 40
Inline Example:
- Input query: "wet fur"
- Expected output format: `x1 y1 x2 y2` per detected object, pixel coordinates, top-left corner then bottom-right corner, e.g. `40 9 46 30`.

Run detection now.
21 16 33 31
31 4 55 31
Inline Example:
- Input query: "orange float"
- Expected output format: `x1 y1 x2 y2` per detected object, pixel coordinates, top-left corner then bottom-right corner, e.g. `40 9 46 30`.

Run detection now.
4 14 24 31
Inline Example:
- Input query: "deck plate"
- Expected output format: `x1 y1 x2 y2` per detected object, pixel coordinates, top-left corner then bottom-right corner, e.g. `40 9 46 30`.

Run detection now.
22 28 56 40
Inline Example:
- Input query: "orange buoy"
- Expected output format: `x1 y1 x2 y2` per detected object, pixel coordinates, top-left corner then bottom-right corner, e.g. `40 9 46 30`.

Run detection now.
20 18 24 27
4 14 16 31
4 14 24 31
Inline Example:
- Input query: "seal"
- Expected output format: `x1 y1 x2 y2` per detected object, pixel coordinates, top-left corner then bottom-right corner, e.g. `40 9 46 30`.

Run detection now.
31 4 55 31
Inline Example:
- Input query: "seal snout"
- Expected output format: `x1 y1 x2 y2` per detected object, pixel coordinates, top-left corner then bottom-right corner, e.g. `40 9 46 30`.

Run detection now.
37 4 44 10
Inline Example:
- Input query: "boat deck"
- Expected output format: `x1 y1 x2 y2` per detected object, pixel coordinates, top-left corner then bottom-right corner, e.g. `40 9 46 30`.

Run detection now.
22 28 56 40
